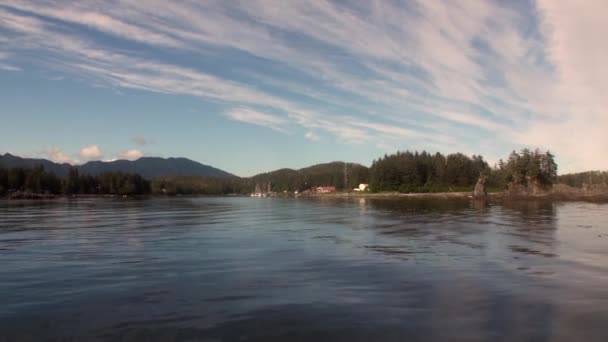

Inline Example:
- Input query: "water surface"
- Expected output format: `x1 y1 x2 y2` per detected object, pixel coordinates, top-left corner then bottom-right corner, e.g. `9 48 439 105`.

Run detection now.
1 197 608 341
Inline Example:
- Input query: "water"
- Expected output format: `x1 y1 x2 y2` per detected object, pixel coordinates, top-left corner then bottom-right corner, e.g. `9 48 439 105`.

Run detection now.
1 197 608 341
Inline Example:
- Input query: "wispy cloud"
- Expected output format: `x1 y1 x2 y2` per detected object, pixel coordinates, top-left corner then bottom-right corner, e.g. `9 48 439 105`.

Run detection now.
0 63 19 71
305 131 319 141
0 1 605 171
0 51 19 71
438 112 505 132
226 108 289 134
1 1 182 48
131 136 151 146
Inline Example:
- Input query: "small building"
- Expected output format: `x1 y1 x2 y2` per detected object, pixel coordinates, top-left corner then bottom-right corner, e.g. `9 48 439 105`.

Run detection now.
315 186 336 193
353 183 369 192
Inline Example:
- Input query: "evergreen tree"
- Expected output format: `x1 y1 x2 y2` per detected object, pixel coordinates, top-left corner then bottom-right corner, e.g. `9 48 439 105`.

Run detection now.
65 167 80 194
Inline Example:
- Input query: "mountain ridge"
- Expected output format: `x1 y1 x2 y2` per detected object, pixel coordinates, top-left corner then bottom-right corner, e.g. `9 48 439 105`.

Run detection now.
249 161 370 191
0 153 234 179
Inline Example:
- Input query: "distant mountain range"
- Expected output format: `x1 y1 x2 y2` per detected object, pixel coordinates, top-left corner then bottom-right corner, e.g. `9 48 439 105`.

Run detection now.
0 153 234 179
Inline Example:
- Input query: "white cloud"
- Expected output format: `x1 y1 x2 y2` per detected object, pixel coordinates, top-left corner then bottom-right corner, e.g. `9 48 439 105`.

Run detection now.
305 131 319 141
349 120 417 139
2 1 607 171
79 145 103 160
437 112 504 132
514 0 608 172
0 3 449 149
285 110 370 144
1 2 182 48
118 149 144 160
226 108 289 134
45 147 74 164
0 63 20 71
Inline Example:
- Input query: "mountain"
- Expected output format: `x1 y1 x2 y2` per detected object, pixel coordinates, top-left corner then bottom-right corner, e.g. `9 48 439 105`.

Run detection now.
0 153 71 177
0 154 234 179
78 157 234 178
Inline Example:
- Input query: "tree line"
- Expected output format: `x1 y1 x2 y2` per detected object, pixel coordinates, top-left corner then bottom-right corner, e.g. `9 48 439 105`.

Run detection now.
151 176 250 195
150 162 369 195
153 150 558 195
557 171 608 188
369 151 489 192
0 166 150 196
369 148 557 193
490 149 558 190
1 149 562 197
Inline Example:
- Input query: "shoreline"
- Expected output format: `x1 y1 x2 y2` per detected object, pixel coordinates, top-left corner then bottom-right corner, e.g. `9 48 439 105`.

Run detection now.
305 190 608 202
6 185 604 202
3 189 608 203
304 191 478 199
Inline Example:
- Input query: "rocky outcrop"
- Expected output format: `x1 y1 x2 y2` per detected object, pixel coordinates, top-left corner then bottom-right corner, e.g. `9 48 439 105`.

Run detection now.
473 176 487 197
527 177 543 195
507 178 549 197
507 182 528 196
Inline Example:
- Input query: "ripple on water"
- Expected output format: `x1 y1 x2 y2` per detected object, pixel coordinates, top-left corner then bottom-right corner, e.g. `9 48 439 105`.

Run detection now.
1 197 608 341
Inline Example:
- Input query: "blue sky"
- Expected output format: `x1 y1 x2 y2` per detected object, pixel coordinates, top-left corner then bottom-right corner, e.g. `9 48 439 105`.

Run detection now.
1 1 607 176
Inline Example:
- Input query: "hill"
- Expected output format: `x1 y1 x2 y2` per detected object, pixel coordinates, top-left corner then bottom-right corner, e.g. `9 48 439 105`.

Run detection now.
250 161 369 191
78 157 234 178
0 153 71 177
0 154 234 179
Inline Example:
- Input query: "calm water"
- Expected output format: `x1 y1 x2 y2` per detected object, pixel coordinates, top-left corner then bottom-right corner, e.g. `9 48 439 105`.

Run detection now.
1 197 608 341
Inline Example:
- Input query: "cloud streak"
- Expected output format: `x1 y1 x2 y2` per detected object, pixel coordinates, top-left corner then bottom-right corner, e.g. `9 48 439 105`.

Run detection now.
0 1 605 171
0 51 19 71
226 108 289 134
305 131 319 141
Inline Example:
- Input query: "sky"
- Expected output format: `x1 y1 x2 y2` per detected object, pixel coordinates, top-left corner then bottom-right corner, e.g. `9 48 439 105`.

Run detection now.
0 0 607 177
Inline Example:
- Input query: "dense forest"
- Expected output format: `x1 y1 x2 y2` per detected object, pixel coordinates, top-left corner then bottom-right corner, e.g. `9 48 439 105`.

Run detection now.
0 166 150 196
369 151 489 192
557 171 608 188
490 149 558 190
0 149 566 197
369 149 557 193
151 176 250 195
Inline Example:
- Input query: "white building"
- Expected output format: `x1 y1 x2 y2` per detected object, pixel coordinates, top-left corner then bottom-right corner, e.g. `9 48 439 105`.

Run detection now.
353 183 369 192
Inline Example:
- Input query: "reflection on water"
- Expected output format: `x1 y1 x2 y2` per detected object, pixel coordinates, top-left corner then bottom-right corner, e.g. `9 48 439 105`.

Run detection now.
1 197 608 341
